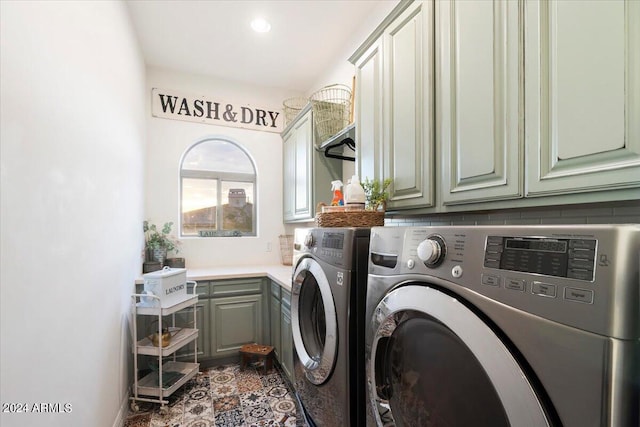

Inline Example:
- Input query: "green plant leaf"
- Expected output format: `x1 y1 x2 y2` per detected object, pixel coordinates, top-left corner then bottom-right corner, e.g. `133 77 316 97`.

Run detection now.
144 220 180 254
361 177 392 211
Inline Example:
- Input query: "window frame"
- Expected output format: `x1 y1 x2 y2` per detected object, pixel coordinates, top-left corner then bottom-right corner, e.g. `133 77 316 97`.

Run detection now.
179 137 257 238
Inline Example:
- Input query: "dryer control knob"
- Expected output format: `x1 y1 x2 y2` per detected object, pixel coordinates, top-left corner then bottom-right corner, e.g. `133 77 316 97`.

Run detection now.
417 236 446 267
304 233 315 248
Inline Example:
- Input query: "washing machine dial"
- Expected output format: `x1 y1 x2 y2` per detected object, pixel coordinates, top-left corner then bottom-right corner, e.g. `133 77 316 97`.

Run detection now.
417 235 446 267
304 233 315 248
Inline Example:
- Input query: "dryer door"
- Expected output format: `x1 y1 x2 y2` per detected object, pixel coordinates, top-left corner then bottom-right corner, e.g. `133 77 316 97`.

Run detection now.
369 284 552 426
292 257 338 385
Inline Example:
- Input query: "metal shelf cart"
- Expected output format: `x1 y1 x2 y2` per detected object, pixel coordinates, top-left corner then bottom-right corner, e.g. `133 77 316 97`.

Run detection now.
130 281 199 414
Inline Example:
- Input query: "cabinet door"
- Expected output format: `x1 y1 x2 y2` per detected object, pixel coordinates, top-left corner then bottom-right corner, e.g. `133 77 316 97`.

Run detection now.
439 0 522 204
525 0 640 196
270 289 281 358
280 290 294 382
282 110 314 221
175 299 209 360
294 111 313 219
282 129 296 221
355 38 384 183
210 294 263 357
383 0 435 210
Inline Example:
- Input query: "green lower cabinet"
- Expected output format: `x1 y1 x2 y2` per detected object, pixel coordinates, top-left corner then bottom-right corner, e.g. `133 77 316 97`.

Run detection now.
174 281 211 360
270 283 281 359
175 298 209 360
210 294 264 358
267 281 294 381
135 279 271 362
280 289 294 382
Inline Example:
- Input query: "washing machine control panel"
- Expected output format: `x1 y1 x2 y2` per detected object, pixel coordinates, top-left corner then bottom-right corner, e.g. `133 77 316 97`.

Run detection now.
316 232 345 260
416 235 446 267
369 225 640 340
484 236 596 281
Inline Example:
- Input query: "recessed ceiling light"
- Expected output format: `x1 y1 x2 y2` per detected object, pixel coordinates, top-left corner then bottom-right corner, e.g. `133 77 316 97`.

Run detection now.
251 17 271 33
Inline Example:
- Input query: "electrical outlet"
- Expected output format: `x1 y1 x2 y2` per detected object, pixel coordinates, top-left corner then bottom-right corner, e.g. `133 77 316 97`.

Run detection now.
266 242 272 252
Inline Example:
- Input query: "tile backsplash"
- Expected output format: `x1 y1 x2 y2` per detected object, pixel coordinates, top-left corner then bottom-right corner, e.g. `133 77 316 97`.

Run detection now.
384 200 639 227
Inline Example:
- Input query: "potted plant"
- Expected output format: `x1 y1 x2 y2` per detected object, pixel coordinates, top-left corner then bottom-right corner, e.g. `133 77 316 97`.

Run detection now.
143 220 180 265
361 178 392 211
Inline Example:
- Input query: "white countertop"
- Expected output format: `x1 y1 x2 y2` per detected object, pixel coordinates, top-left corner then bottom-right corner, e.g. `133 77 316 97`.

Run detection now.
137 264 294 291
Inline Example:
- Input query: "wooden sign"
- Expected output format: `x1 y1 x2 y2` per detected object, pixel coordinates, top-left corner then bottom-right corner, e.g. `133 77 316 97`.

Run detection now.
151 88 283 133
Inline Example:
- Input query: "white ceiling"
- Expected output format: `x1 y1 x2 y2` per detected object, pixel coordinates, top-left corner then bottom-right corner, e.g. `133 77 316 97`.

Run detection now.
126 0 392 93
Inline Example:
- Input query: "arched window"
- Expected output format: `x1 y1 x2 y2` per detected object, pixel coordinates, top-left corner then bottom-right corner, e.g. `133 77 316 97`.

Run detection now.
180 137 257 237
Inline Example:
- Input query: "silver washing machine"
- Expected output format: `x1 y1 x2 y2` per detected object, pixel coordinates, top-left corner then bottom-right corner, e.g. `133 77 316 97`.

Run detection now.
365 225 639 427
292 227 370 427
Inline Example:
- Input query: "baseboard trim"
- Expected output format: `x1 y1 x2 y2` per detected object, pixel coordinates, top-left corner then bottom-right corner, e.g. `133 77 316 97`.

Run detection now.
112 391 130 427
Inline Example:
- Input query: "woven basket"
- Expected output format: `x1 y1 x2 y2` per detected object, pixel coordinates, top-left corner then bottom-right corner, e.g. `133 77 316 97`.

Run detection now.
279 234 294 266
315 211 385 228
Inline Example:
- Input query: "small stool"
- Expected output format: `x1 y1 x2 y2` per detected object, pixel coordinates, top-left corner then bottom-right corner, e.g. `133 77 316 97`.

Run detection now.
240 343 274 374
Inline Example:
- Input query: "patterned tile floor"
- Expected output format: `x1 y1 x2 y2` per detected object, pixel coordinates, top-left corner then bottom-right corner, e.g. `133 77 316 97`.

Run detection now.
124 362 305 427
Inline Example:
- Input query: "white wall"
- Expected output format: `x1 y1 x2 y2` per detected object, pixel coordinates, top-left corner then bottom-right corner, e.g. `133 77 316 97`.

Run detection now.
307 1 399 94
145 67 300 268
0 2 145 427
306 0 400 182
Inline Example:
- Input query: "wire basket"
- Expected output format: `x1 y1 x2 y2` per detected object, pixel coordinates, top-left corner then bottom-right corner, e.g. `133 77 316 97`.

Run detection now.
279 234 294 266
309 84 352 143
282 97 308 126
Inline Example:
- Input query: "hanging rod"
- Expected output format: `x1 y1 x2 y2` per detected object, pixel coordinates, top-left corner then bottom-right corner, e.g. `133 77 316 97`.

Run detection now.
316 123 356 162
323 137 355 161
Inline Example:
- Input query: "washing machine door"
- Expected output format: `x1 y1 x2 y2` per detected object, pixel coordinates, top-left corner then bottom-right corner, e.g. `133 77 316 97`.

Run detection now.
292 257 338 385
369 284 552 427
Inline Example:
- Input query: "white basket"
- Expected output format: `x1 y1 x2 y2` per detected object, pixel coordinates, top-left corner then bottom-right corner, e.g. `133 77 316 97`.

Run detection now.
283 97 308 126
309 84 352 143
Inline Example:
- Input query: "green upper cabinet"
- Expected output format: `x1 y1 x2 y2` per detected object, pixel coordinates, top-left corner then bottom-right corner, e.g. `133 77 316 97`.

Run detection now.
282 127 297 220
282 105 342 222
283 109 312 221
354 38 384 185
353 0 639 212
352 0 435 211
438 0 522 205
385 0 435 210
524 0 640 197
